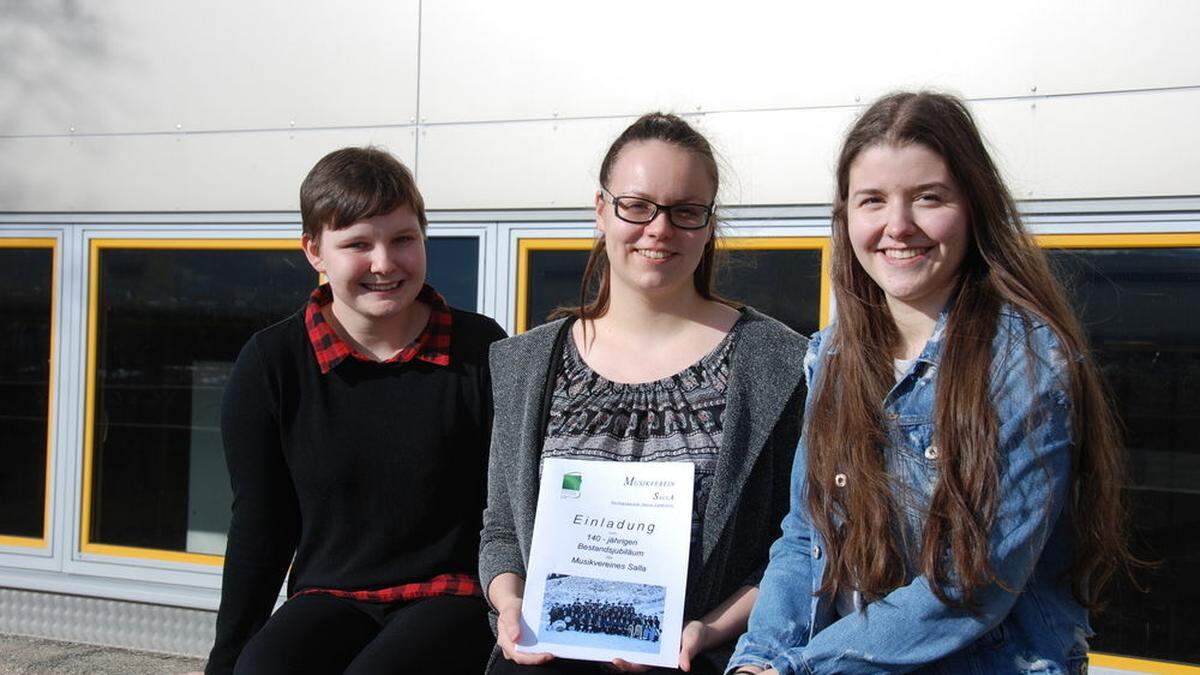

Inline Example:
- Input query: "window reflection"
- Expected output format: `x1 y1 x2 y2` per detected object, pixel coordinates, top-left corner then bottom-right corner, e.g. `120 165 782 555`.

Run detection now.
716 247 823 337
88 246 313 554
426 236 480 311
1049 246 1200 664
0 246 53 541
523 246 592 331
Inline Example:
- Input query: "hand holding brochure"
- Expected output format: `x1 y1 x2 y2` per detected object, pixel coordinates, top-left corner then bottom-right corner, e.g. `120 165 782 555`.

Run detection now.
515 458 695 667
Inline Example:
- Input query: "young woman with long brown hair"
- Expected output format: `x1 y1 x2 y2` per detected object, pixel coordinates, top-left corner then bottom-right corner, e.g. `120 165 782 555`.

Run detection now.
726 92 1134 674
481 112 808 674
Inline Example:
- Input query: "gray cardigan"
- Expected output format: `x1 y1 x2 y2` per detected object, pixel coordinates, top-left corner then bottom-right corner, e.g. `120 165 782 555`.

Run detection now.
480 308 808 638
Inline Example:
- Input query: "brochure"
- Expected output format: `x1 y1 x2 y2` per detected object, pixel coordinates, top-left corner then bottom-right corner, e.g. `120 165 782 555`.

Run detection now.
515 458 695 667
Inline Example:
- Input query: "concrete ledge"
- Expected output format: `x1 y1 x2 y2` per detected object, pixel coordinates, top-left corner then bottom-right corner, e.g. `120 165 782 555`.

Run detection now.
0 633 205 674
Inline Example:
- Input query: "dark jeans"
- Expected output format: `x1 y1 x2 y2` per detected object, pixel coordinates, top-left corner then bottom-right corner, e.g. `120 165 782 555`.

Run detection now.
234 593 493 674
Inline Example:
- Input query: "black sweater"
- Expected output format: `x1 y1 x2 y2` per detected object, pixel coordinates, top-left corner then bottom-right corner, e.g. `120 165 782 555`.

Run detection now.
206 307 506 674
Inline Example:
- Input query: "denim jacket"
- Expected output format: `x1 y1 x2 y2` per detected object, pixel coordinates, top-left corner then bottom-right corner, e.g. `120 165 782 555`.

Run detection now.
728 306 1091 675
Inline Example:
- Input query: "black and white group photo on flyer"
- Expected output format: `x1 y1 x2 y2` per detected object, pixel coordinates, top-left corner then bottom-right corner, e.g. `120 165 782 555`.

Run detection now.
539 573 665 654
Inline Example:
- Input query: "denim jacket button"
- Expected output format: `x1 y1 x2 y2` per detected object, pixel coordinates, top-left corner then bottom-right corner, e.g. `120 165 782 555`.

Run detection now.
884 411 899 421
812 545 822 560
924 445 940 460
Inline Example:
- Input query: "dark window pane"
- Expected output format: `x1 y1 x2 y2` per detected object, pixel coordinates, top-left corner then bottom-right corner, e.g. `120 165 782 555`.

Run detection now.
90 247 313 553
1049 247 1200 664
426 237 479 312
525 248 591 330
523 244 823 336
717 248 823 337
0 247 53 539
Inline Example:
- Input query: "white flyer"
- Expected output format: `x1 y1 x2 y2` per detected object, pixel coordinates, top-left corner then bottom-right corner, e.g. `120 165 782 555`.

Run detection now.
516 458 695 667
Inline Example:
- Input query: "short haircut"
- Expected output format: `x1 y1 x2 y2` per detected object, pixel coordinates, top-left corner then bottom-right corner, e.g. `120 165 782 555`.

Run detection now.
299 146 427 241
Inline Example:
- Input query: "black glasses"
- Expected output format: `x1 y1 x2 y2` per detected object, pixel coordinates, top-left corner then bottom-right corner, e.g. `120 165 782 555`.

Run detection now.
600 187 714 230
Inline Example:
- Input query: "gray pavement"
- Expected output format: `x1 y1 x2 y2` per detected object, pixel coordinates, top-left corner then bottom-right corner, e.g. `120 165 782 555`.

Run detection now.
0 633 205 674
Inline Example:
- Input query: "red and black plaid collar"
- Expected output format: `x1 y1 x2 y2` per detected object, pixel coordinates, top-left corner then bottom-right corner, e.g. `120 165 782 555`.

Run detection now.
304 283 453 374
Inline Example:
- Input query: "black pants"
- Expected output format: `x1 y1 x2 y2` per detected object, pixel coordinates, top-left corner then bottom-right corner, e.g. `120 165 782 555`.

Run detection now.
234 593 493 674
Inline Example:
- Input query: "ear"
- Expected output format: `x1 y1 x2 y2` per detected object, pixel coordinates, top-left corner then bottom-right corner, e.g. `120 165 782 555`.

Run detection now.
301 233 326 273
594 190 608 235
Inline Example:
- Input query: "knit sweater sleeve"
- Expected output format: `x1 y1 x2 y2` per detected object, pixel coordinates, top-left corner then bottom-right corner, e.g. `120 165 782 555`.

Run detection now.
206 336 300 675
478 339 528 610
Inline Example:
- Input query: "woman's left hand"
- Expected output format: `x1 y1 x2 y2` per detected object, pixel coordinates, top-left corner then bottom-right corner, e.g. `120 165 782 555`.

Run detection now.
677 619 710 672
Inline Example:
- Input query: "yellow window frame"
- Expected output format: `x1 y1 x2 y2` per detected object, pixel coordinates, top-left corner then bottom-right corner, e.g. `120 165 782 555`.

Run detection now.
1036 232 1200 250
1090 652 1200 674
0 237 58 550
515 236 831 334
81 238 307 566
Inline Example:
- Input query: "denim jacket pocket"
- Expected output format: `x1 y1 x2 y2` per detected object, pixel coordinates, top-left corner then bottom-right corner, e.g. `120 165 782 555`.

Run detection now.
887 415 939 520
893 414 937 460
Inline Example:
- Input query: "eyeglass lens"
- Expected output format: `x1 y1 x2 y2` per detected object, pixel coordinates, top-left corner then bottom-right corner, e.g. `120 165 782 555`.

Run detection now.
614 196 709 229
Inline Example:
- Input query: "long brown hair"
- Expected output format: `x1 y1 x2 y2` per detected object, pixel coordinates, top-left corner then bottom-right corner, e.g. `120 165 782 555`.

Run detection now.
550 112 728 323
808 91 1135 609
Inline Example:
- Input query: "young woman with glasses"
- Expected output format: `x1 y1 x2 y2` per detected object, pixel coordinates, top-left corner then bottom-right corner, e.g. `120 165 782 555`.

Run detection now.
726 92 1137 675
480 112 808 674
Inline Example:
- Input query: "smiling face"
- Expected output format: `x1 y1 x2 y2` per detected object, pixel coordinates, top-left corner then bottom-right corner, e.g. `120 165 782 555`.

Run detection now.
596 140 715 301
302 205 427 329
846 142 970 318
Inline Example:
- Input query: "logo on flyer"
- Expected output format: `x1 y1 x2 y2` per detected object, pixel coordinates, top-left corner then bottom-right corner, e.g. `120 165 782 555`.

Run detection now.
561 472 582 498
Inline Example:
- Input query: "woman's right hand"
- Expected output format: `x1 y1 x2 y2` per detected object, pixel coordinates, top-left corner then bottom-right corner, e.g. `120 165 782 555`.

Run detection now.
495 595 555 665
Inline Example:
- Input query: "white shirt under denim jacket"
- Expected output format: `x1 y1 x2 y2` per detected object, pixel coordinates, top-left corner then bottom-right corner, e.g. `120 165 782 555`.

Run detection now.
726 305 1092 675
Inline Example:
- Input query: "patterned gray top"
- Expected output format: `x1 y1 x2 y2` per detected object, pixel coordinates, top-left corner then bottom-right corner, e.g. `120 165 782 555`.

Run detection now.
541 320 739 577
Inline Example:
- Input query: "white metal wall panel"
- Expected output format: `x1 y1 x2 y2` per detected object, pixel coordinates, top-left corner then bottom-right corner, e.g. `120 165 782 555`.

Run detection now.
1028 2 1200 95
701 100 1041 206
417 91 1200 209
0 128 417 212
2 4 1198 209
968 100 1040 200
417 101 1035 209
418 116 631 210
696 107 863 206
419 1 1200 124
1027 89 1200 199
0 0 420 136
